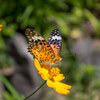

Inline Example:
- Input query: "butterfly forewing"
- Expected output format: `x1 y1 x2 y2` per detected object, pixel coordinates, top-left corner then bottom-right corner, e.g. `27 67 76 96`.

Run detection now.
25 28 55 63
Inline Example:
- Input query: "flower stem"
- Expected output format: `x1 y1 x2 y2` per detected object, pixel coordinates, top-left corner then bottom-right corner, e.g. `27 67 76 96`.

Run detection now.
24 81 46 100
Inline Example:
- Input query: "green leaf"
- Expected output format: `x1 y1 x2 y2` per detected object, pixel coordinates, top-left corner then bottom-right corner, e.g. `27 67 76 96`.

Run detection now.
84 9 100 37
0 74 22 100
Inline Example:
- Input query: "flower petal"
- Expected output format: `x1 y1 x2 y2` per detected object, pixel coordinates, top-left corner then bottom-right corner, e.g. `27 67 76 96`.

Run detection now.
34 59 49 80
53 74 65 82
34 59 42 72
47 79 55 88
39 68 49 80
47 80 71 95
54 81 72 95
0 25 2 31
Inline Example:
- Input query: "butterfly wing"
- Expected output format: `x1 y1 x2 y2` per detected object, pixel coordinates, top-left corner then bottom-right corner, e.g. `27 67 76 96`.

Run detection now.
25 28 55 64
48 29 62 56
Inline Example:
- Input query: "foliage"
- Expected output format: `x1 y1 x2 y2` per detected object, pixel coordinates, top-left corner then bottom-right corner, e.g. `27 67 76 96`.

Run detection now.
0 74 22 100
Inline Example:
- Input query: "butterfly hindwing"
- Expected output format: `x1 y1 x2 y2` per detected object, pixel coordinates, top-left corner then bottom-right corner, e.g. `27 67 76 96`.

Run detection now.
48 29 62 56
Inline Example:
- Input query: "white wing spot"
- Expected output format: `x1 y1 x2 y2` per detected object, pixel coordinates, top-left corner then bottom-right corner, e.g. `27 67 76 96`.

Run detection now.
32 36 44 40
52 36 61 40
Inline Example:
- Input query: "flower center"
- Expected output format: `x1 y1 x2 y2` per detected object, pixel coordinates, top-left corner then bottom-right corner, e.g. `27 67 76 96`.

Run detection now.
50 67 60 77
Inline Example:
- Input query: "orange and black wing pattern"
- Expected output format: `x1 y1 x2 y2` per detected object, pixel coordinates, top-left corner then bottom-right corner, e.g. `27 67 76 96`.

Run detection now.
25 28 55 64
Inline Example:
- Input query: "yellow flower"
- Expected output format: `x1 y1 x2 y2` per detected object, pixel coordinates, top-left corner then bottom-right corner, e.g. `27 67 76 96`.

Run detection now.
34 58 72 95
0 25 2 31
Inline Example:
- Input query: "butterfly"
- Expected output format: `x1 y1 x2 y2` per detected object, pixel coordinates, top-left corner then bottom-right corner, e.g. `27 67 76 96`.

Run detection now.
25 28 62 65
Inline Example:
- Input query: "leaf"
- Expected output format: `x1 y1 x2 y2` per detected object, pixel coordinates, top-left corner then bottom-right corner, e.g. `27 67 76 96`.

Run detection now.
84 9 100 37
0 74 22 100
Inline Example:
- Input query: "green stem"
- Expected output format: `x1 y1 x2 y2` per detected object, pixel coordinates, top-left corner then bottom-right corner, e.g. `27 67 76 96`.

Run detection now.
24 81 46 100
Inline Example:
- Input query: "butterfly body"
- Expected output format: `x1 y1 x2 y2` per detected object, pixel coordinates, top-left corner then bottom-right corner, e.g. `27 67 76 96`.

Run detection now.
26 28 62 65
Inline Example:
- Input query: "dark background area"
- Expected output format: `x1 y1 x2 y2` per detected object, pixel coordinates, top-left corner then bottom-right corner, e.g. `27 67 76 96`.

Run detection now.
0 0 100 100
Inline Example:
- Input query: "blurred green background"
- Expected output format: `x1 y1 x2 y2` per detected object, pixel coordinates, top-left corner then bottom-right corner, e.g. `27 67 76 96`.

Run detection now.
0 0 100 100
